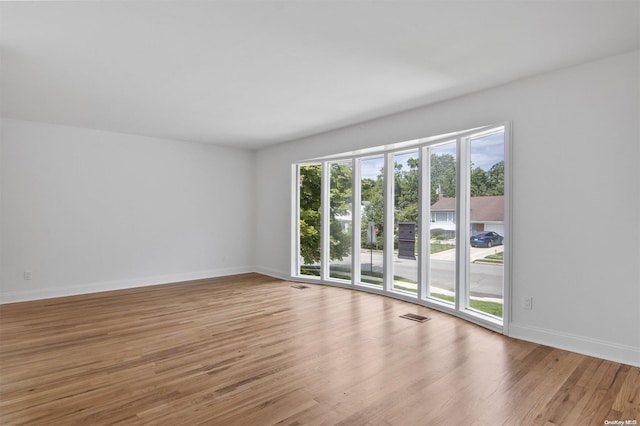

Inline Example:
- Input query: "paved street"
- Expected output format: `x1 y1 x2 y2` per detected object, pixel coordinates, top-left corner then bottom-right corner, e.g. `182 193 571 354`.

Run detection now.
333 246 504 299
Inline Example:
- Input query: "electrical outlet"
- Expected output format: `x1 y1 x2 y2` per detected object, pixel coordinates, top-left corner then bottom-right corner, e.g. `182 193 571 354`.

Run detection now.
523 296 532 310
24 271 32 280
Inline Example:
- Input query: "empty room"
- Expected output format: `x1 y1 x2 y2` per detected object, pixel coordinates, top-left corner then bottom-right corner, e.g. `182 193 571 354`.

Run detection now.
1 1 639 425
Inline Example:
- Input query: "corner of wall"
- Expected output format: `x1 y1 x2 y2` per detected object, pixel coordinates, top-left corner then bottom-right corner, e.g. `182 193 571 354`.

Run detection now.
509 322 640 368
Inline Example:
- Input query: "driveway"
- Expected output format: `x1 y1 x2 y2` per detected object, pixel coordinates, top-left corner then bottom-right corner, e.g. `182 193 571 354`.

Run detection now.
430 244 504 262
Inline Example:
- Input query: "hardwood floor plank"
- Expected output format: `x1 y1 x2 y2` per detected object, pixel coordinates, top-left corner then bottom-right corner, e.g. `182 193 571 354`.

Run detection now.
1 273 638 425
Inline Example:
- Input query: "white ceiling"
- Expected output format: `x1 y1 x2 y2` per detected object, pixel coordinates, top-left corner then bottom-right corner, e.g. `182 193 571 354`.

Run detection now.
1 1 638 149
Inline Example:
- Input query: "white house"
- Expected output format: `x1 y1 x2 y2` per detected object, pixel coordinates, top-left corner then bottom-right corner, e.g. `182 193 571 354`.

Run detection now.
430 195 504 237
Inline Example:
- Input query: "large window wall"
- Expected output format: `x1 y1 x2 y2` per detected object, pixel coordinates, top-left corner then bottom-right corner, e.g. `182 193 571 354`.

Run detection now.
294 124 510 331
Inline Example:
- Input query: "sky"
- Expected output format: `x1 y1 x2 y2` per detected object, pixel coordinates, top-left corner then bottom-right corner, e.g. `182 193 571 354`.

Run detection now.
470 131 505 170
361 156 385 180
359 130 504 180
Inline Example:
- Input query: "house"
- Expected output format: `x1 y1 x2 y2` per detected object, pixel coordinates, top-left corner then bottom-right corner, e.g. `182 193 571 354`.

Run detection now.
430 195 504 238
1 1 638 424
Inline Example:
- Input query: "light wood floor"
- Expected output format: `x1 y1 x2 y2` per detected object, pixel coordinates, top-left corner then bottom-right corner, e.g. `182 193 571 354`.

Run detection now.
1 273 638 425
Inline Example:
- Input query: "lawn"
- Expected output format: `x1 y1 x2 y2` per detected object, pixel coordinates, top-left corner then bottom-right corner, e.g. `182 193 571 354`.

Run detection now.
431 293 503 317
300 265 502 318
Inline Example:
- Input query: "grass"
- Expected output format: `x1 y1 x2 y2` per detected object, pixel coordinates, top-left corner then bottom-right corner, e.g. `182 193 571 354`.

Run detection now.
302 265 415 290
485 252 504 260
431 293 503 317
358 243 454 255
475 251 504 265
326 265 416 284
302 265 382 281
301 266 501 317
430 243 455 254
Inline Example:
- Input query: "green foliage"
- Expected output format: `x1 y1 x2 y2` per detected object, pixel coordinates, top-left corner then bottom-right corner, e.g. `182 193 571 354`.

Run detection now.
362 171 385 247
471 160 504 197
431 155 505 202
431 293 503 317
329 163 353 261
299 165 322 264
487 161 505 195
470 166 489 196
299 154 504 264
430 243 455 253
298 163 353 265
470 299 502 317
431 229 449 240
478 252 504 264
430 153 457 204
485 252 504 260
394 157 419 223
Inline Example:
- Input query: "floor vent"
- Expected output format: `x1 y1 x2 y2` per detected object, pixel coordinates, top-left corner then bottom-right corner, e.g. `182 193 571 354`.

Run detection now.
290 284 310 290
400 313 430 322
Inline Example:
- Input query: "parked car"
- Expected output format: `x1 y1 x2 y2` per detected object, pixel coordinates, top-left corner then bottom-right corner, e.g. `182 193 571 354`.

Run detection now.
470 231 503 248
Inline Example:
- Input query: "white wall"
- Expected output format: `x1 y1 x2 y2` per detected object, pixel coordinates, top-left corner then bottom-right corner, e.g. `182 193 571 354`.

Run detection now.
254 51 640 366
1 52 637 367
1 119 255 303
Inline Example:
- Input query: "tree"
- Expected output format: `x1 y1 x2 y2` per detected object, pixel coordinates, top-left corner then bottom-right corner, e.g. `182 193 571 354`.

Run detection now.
328 163 353 261
299 155 504 263
470 166 489 197
361 153 456 247
394 157 419 223
298 163 353 265
470 160 504 197
362 168 385 248
430 153 456 204
299 165 322 264
487 161 504 195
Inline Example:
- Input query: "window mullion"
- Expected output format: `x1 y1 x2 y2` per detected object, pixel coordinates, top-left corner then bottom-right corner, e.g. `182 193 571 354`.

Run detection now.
383 152 394 292
352 158 361 285
292 165 300 277
320 161 330 281
456 138 470 311
419 146 430 300
502 122 513 333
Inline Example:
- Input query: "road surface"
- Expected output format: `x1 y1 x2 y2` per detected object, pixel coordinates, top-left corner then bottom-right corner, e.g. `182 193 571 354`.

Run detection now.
331 247 504 299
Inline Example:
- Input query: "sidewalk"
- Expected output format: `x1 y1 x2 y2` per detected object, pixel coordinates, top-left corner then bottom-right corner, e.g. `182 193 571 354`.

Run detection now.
429 244 504 262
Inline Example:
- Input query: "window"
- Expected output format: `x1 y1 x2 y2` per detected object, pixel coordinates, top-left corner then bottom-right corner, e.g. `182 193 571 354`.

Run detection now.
293 124 510 332
429 140 457 305
467 130 505 318
329 161 353 282
392 150 419 294
359 156 385 288
297 164 322 278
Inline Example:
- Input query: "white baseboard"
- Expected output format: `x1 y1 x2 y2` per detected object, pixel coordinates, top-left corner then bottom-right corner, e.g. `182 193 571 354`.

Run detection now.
0 266 254 304
251 265 291 281
4 269 637 368
509 322 640 367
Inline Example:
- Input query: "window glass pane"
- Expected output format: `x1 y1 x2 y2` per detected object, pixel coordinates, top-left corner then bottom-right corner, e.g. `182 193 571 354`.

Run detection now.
468 130 505 318
298 164 322 277
392 151 419 295
329 161 353 281
429 142 457 304
359 156 385 287
293 124 507 329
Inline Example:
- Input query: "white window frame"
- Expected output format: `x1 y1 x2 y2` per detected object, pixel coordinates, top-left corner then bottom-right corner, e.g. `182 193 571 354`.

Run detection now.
291 123 511 334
